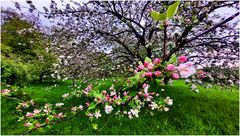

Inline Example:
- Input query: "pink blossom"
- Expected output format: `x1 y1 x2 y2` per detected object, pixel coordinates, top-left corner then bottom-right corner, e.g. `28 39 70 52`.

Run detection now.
58 112 64 118
137 65 144 71
33 109 41 115
85 102 90 107
134 70 138 74
147 63 154 71
144 62 149 67
1 89 11 95
166 64 176 71
164 97 173 105
102 90 107 95
153 58 161 64
105 95 111 102
178 56 187 63
123 91 128 96
113 95 118 99
144 93 153 101
155 71 161 77
134 95 139 100
45 118 49 123
22 102 28 108
177 63 196 78
142 83 148 88
172 73 179 80
35 122 41 128
24 122 31 127
146 72 153 78
26 112 34 118
144 93 149 98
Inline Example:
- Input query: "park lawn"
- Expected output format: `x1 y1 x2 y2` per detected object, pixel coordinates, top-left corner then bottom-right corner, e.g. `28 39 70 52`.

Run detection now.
1 80 239 135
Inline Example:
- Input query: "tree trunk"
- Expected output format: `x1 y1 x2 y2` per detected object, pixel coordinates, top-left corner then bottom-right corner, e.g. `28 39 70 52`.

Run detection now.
39 73 44 83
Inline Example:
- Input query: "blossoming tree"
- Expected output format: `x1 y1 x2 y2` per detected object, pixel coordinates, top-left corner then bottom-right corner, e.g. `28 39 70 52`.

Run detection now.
1 0 239 134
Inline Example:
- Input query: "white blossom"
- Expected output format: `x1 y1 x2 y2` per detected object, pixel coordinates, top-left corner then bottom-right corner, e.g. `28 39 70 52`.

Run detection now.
55 103 64 107
164 97 173 106
104 105 113 114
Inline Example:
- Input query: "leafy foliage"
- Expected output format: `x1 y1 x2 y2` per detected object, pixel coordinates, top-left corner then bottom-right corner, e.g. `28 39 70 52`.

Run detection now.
1 13 56 86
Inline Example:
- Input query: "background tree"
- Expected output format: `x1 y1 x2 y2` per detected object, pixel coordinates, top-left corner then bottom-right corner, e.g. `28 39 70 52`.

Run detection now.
1 8 56 86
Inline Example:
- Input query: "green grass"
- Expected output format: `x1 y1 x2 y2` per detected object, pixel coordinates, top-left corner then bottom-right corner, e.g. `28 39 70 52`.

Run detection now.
1 80 239 135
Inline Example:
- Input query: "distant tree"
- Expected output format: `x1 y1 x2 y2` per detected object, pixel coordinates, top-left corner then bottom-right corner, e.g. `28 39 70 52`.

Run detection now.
1 8 56 85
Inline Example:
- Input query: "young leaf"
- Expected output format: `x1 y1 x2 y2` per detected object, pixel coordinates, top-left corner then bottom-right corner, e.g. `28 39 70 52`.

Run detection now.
166 1 180 19
150 11 161 21
138 61 143 66
144 57 152 63
150 11 167 21
92 123 98 130
158 13 167 21
87 103 98 111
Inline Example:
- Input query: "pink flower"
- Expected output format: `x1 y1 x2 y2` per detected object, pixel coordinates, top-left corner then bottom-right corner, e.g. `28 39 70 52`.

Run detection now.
142 83 148 88
46 118 49 123
35 122 41 128
1 89 11 95
137 65 144 71
113 95 118 99
146 72 153 78
102 90 107 95
164 96 173 105
172 73 179 80
155 71 161 77
144 93 149 98
26 112 34 118
153 58 161 64
134 70 138 74
166 64 175 71
144 62 149 67
33 109 41 115
85 102 90 107
178 56 187 63
177 63 196 78
22 102 28 108
24 122 31 127
123 91 128 96
147 63 154 71
57 112 63 118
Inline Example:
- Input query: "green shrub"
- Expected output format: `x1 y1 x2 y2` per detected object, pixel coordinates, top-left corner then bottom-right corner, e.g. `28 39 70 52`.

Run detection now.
1 57 34 87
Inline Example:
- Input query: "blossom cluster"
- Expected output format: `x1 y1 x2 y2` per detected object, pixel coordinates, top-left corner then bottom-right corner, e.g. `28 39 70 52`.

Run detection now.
1 89 11 96
135 55 196 81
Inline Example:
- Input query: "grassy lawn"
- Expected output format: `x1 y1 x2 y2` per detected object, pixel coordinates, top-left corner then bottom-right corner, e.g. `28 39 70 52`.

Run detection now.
1 80 239 135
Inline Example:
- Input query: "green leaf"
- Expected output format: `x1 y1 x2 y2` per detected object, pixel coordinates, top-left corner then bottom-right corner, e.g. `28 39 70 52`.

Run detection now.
166 1 180 19
158 13 167 21
129 91 137 96
150 11 167 21
87 103 97 111
134 70 144 79
167 53 177 64
92 123 98 130
144 57 152 63
138 61 143 66
150 11 161 21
